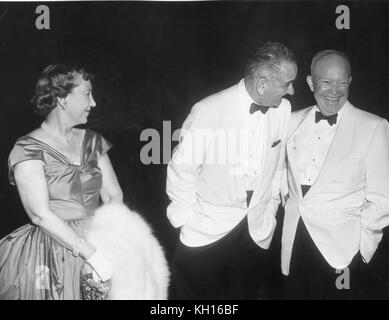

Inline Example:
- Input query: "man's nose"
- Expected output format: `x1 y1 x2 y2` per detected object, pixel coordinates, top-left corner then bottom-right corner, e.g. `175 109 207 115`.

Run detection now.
90 94 96 107
329 83 338 95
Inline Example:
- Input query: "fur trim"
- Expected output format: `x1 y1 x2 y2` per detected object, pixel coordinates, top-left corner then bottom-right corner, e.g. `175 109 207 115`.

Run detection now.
83 203 170 300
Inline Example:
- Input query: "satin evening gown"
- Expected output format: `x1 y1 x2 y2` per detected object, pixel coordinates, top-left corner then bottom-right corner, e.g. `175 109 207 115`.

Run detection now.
0 129 111 299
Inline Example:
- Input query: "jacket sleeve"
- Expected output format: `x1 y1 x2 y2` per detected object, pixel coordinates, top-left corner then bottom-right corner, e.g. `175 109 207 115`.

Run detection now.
361 118 389 263
166 103 209 228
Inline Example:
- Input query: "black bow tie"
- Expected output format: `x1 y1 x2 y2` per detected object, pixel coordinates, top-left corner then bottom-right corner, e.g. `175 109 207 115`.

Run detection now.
250 103 271 115
315 111 338 126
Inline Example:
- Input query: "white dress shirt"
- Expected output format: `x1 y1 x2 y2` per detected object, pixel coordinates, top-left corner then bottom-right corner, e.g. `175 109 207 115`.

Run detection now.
298 105 345 186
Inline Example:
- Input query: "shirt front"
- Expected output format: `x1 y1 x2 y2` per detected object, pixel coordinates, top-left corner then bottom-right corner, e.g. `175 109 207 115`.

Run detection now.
238 79 267 191
297 105 345 186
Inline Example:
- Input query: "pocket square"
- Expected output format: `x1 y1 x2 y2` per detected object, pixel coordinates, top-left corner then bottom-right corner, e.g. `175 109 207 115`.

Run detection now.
271 139 281 148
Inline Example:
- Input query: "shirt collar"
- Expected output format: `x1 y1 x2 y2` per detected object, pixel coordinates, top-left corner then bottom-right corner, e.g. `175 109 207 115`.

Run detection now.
239 78 257 114
312 101 347 125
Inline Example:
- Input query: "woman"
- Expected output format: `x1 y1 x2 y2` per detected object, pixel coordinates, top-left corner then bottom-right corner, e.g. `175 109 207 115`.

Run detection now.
0 64 123 299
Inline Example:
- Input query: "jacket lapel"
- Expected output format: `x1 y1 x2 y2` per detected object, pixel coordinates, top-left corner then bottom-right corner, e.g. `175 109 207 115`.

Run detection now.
248 110 271 207
232 84 252 205
286 107 313 199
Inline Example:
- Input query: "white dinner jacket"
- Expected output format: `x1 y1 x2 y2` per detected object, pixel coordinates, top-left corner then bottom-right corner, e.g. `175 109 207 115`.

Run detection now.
281 101 389 275
166 80 291 248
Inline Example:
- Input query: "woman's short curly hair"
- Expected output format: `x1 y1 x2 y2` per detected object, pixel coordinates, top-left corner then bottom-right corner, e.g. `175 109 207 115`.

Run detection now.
31 64 94 117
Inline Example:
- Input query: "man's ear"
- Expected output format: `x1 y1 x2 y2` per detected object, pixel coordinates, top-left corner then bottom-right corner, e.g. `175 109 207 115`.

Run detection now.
306 75 314 92
349 76 352 84
256 78 267 96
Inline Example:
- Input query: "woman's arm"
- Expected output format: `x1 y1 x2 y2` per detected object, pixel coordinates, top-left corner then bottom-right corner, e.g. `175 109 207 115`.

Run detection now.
99 154 123 204
14 159 95 258
13 159 112 280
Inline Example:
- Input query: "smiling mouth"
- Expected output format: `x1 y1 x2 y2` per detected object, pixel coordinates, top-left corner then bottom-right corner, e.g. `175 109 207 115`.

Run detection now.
323 96 340 102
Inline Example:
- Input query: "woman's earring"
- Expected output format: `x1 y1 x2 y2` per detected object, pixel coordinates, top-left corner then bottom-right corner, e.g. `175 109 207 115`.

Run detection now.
58 98 66 110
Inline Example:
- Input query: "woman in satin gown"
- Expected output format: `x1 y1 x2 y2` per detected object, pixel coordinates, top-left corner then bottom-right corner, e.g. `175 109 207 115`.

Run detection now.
0 64 123 299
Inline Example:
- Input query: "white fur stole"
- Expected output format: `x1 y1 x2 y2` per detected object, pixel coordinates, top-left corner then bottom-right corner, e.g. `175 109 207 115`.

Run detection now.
83 203 170 300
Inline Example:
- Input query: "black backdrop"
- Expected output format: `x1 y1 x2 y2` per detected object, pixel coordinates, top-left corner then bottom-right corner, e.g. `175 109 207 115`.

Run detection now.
0 1 389 298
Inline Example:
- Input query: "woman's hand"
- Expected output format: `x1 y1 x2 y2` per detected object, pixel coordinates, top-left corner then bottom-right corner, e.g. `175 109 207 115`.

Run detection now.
86 250 113 282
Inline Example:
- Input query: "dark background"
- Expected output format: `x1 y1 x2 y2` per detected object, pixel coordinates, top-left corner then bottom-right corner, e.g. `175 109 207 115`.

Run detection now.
0 1 389 298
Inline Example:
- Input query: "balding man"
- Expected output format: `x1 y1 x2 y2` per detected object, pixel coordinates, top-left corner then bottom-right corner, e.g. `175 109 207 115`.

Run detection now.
281 50 389 299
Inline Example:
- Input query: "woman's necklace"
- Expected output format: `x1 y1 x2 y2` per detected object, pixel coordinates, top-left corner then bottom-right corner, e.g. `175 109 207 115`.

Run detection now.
41 121 74 144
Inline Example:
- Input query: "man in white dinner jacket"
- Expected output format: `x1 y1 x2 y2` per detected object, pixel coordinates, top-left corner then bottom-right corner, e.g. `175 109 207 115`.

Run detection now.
166 42 297 299
281 50 389 299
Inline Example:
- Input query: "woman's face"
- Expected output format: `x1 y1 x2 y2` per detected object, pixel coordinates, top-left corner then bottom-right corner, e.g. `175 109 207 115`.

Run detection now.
64 73 96 125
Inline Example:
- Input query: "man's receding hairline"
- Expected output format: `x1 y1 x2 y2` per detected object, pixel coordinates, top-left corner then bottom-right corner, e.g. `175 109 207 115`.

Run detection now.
311 52 351 77
256 58 296 81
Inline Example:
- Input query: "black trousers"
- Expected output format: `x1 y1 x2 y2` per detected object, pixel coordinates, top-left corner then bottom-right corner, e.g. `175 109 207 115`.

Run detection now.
285 217 363 299
169 217 269 300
